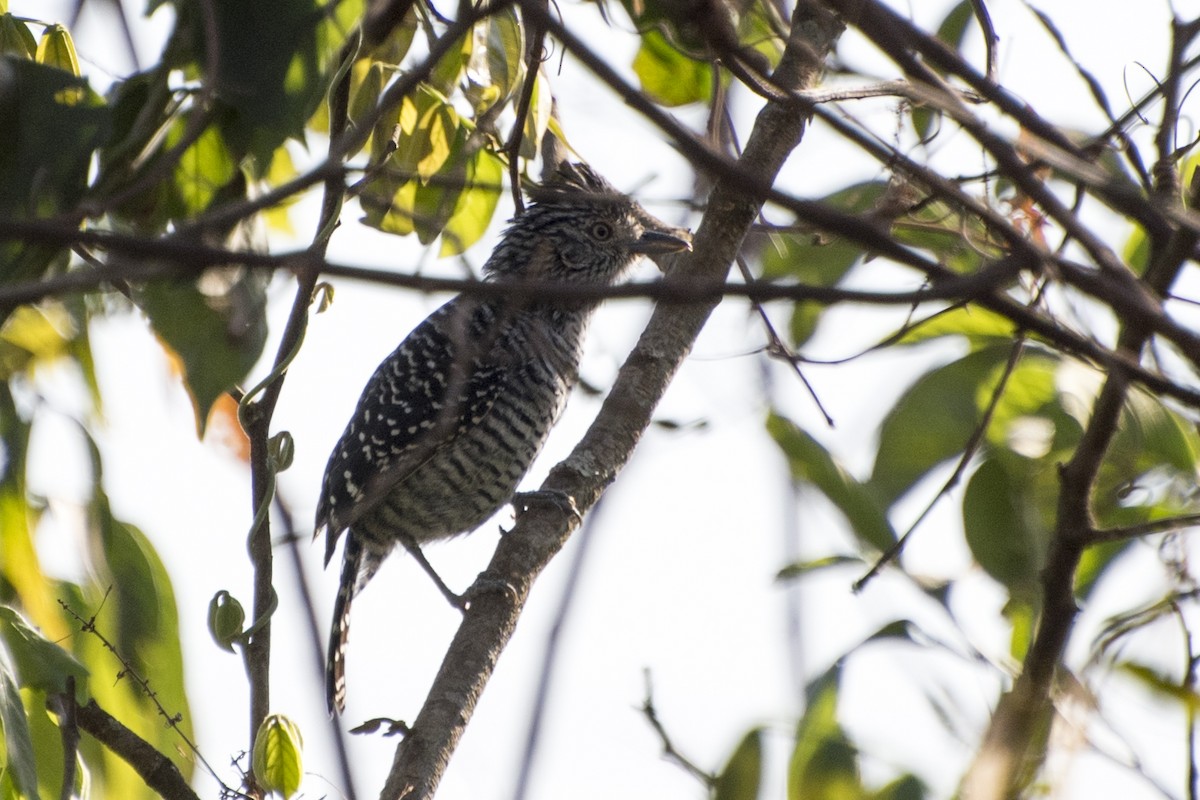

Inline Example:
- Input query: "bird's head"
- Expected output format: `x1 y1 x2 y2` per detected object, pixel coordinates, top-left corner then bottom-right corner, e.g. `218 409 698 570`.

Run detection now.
484 162 692 285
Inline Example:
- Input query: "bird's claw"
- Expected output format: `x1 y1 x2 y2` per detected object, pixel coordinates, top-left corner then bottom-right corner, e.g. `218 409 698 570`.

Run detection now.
512 489 582 523
463 570 520 608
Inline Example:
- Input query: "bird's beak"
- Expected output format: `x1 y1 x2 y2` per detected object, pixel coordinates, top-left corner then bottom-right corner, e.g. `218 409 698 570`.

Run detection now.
630 228 693 255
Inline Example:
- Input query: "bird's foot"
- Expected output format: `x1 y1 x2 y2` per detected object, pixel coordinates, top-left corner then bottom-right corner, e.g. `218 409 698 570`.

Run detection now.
399 536 468 611
462 570 520 608
512 489 582 524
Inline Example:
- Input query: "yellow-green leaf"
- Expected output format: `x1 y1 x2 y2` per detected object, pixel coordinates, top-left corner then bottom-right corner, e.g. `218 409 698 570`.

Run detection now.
0 606 89 698
253 714 304 799
486 7 524 101
347 61 386 155
35 23 80 76
429 27 473 95
632 30 712 107
416 100 456 181
715 729 763 800
440 147 503 255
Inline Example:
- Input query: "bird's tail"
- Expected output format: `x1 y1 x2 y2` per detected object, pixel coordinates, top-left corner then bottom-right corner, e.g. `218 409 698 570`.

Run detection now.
327 535 364 716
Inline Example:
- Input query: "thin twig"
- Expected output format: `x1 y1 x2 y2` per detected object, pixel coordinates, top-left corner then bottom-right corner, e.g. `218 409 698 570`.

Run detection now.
735 253 834 426
58 597 231 795
639 671 717 789
854 332 1030 592
1087 513 1200 545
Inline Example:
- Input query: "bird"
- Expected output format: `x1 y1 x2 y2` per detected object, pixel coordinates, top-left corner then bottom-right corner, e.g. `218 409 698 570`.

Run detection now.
315 161 692 715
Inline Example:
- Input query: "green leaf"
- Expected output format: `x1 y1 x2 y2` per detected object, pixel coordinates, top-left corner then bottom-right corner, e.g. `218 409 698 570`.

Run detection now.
1005 598 1035 662
633 30 712 107
870 345 1014 506
935 1 974 53
737 2 785 69
0 483 58 643
760 182 886 281
253 714 304 799
980 356 1060 451
440 146 503 255
1123 224 1150 275
195 0 351 170
80 505 195 790
962 456 1047 601
768 413 896 552
411 125 470 245
0 14 36 58
139 270 268 434
369 5 417 64
486 7 524 102
362 85 483 242
347 61 386 156
789 663 866 800
0 606 88 697
895 306 1018 347
0 303 76 378
715 728 763 800
1075 539 1132 601
168 122 238 219
0 58 110 284
759 183 887 344
873 774 929 800
0 644 42 800
428 27 473 96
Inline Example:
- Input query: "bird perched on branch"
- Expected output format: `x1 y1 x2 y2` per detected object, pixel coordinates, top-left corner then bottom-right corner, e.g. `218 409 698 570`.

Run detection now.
316 161 691 715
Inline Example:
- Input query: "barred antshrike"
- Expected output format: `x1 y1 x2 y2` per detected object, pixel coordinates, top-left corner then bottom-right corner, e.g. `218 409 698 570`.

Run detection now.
316 162 691 714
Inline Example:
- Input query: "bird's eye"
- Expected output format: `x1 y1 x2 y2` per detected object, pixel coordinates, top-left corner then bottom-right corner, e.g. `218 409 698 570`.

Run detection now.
590 221 613 241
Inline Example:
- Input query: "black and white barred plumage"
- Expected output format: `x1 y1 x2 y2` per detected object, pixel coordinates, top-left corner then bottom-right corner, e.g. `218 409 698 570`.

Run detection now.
316 162 691 714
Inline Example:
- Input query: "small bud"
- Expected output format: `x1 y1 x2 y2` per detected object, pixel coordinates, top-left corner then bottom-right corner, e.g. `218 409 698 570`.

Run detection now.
268 431 294 472
207 591 245 653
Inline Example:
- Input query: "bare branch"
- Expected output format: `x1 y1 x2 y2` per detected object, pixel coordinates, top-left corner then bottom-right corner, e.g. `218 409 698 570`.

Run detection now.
75 700 204 800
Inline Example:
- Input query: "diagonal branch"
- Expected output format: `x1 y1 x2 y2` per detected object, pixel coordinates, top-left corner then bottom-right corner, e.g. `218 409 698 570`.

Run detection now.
75 699 204 800
376 4 846 798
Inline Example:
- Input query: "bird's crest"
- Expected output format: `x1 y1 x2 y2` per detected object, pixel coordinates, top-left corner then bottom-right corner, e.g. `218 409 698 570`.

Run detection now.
527 162 625 207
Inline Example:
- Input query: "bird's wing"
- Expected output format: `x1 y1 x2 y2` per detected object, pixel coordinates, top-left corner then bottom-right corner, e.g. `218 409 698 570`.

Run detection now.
315 298 507 561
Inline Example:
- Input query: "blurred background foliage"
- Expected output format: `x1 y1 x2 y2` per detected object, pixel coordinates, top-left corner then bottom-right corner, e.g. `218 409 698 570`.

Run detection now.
1 0 1200 798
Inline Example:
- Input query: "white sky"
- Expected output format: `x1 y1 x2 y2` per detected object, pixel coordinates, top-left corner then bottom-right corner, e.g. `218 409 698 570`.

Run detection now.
13 0 1200 798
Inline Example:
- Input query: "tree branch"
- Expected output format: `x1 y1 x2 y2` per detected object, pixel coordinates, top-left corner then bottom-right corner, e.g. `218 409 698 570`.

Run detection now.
75 700 203 800
962 16 1200 797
